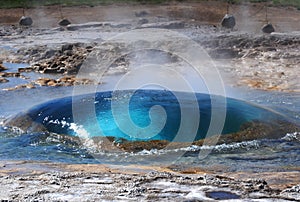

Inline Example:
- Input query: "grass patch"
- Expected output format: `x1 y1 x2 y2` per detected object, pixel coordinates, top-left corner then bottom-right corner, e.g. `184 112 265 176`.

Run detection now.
272 0 300 9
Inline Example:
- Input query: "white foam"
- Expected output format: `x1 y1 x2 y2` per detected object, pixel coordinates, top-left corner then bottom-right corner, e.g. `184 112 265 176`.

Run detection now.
176 140 260 153
281 132 300 141
132 140 260 157
69 123 89 139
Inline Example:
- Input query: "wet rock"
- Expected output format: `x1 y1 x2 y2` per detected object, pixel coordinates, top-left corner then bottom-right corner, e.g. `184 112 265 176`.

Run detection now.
0 78 9 83
58 18 71 26
25 83 35 89
262 23 275 34
221 14 236 29
0 63 7 71
259 47 277 52
135 10 149 17
18 67 33 73
35 78 52 86
43 67 61 74
241 49 260 58
61 44 74 52
0 161 300 201
206 191 240 200
29 43 91 75
19 16 33 26
138 18 149 25
108 22 132 29
85 46 94 52
140 21 184 29
0 72 21 77
66 22 104 31
46 80 59 87
34 76 94 87
4 83 36 91
118 140 169 152
43 49 56 59
209 48 239 59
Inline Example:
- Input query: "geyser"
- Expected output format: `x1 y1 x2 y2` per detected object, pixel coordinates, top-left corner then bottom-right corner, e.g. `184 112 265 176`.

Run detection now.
4 90 296 143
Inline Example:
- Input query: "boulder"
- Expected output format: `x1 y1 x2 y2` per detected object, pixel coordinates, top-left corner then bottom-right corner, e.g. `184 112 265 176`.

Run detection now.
262 23 275 34
58 18 71 26
221 14 236 29
135 11 148 17
19 16 33 26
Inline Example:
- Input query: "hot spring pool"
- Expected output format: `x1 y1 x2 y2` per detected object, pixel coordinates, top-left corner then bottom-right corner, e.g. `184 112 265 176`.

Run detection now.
1 89 299 168
4 89 293 141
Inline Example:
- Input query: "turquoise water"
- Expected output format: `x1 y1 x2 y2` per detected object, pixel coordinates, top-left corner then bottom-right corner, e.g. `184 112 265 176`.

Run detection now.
5 90 287 141
0 89 299 171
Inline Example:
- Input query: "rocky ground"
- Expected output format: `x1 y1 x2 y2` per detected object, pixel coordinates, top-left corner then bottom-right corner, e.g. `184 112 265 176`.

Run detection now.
1 27 299 92
0 1 300 92
0 161 299 201
0 1 300 201
200 33 300 92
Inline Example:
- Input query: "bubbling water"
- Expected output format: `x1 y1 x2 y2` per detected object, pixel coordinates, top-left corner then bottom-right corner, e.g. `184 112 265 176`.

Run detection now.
4 89 293 143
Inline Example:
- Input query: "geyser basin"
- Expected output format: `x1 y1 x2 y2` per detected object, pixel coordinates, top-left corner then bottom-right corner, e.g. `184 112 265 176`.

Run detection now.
5 90 298 146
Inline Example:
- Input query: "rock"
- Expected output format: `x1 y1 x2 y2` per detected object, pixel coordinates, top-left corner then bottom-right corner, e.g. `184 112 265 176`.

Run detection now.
0 72 21 77
61 44 74 52
16 43 92 75
206 191 240 200
108 22 132 29
58 18 71 26
138 18 149 25
18 67 34 73
35 78 52 86
33 76 94 87
19 16 33 26
209 48 239 59
221 14 236 29
0 78 9 83
262 23 275 34
43 49 56 59
25 83 35 89
259 47 277 52
135 11 148 17
85 46 94 52
140 21 184 29
43 67 60 74
0 63 7 71
66 22 104 31
47 80 59 87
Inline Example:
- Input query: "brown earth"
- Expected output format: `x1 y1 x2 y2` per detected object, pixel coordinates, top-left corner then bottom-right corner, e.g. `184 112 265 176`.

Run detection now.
0 1 300 32
1 1 300 92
